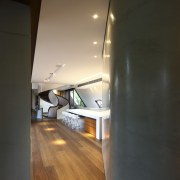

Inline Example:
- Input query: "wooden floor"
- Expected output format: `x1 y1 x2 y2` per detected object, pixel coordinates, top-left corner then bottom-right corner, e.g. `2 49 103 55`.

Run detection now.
31 120 105 180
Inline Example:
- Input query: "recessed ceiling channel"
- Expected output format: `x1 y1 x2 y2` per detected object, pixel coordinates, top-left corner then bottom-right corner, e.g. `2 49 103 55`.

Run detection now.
77 78 102 88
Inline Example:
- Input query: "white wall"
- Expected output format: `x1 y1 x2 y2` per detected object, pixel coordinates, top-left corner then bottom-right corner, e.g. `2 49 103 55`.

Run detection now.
40 99 53 113
76 82 102 108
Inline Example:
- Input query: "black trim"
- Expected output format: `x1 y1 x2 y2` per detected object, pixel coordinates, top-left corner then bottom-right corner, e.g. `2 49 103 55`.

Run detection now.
77 78 102 88
74 89 86 107
95 100 102 108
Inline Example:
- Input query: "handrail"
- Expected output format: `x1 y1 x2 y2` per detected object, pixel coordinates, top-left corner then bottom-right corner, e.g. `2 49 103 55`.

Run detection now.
39 89 70 118
55 93 69 104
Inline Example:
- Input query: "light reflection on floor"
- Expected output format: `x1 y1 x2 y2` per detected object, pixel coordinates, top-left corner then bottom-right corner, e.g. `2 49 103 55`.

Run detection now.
52 139 66 145
82 132 94 138
44 127 55 131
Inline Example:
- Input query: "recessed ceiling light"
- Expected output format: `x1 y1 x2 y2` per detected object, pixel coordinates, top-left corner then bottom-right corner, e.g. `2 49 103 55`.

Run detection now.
93 41 98 45
94 55 97 58
62 64 66 67
44 78 49 82
93 14 99 19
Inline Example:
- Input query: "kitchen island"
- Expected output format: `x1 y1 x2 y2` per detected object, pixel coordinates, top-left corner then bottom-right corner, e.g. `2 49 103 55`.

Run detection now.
66 109 110 140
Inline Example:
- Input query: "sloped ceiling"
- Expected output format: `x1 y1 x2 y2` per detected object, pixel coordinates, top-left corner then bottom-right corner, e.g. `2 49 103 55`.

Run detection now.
31 0 109 86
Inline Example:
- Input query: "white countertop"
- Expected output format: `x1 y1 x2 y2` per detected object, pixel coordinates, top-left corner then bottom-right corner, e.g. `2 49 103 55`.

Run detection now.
66 108 110 119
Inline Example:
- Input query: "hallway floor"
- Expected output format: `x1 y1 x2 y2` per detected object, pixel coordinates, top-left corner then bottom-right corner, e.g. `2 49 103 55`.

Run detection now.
31 120 105 180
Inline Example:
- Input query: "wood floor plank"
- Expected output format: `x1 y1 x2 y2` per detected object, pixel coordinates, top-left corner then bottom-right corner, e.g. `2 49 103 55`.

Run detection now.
31 120 105 180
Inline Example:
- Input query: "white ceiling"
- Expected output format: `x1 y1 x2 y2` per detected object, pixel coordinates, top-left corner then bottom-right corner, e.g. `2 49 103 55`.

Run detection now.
31 0 109 87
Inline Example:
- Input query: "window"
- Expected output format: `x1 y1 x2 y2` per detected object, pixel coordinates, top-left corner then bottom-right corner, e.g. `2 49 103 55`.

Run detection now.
70 89 85 108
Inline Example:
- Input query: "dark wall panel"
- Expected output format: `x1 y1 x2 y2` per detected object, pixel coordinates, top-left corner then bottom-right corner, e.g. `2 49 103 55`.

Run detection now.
0 1 31 180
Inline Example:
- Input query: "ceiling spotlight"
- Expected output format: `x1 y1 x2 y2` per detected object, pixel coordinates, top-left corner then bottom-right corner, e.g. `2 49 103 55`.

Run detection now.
44 78 50 82
94 55 97 58
56 64 66 68
93 41 98 45
93 14 99 19
44 64 66 82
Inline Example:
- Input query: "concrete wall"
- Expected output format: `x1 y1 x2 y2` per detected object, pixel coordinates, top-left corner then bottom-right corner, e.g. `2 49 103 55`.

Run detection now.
109 0 180 180
0 1 30 180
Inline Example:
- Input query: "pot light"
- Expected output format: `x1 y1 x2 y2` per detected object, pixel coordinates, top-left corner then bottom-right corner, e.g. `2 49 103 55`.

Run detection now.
44 78 50 82
93 41 98 45
94 55 98 58
93 14 99 19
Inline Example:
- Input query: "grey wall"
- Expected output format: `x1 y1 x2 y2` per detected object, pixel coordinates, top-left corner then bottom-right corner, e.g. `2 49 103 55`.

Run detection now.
0 1 31 180
109 0 180 180
32 91 36 110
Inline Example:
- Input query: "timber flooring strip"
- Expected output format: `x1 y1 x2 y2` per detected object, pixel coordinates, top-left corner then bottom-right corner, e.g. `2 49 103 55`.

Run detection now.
56 121 102 152
31 120 105 180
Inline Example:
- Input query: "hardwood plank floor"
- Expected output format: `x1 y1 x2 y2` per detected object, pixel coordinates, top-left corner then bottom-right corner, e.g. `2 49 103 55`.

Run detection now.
31 120 105 180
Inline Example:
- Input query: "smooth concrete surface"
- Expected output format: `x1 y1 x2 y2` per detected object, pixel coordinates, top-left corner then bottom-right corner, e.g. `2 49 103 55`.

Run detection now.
0 1 30 180
109 0 180 180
